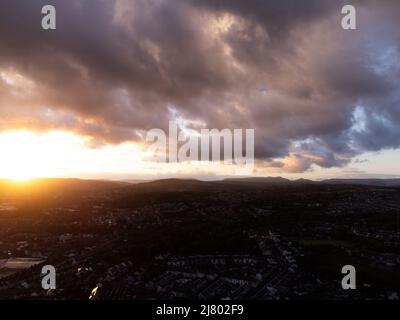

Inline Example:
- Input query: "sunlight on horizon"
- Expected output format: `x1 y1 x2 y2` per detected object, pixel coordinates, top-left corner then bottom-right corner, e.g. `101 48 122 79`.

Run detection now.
0 129 399 181
0 130 145 181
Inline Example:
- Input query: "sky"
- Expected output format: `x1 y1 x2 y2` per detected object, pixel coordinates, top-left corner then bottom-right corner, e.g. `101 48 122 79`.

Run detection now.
0 0 399 181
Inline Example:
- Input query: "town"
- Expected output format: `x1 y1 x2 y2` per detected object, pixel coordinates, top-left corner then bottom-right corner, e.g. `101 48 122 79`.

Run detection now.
0 178 399 300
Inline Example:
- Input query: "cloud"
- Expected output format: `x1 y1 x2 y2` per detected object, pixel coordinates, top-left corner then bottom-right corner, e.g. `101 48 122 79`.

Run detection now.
0 0 399 172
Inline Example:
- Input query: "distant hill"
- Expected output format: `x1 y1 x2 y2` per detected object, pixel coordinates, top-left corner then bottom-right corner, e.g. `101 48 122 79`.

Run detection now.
0 178 131 202
1 177 399 203
294 178 318 184
137 178 212 190
321 178 400 187
222 177 400 187
223 177 291 184
123 179 152 184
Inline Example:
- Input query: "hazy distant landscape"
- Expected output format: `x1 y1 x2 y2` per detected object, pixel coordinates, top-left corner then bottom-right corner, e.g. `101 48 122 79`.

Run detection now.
0 178 399 300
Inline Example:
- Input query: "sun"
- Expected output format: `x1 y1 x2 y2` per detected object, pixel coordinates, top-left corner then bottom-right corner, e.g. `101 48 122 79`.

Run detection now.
0 130 78 181
0 129 146 181
5 172 35 182
0 131 40 181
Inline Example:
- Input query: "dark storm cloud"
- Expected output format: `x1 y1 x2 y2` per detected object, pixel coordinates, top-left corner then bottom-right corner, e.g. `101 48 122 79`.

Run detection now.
0 0 399 171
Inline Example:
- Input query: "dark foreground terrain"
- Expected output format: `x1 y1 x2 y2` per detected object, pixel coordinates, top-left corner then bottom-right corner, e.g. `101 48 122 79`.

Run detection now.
0 178 399 300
